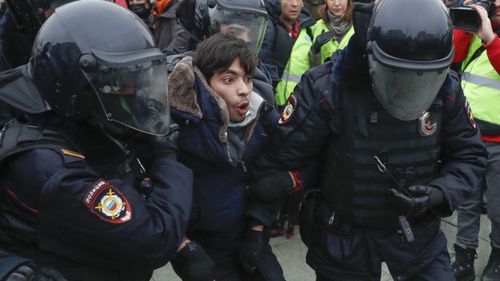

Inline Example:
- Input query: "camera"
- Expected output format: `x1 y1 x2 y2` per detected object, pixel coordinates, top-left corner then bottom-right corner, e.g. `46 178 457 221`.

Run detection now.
450 0 496 32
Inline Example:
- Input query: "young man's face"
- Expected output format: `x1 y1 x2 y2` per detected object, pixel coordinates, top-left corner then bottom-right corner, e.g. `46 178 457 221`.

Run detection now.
209 58 253 123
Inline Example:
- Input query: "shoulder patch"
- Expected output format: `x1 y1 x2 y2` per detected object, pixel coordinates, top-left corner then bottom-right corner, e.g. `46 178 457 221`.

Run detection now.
278 94 298 125
464 99 477 129
83 180 132 224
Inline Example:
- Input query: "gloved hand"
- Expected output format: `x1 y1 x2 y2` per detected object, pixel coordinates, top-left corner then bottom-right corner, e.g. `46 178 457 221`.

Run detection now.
6 262 67 281
310 31 335 55
171 241 215 281
351 1 375 49
251 171 295 204
389 185 445 217
238 229 267 273
149 123 179 160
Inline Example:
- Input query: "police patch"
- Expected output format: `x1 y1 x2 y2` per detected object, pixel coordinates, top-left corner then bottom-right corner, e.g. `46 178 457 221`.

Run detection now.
278 94 298 125
418 111 438 136
464 99 476 129
84 180 132 224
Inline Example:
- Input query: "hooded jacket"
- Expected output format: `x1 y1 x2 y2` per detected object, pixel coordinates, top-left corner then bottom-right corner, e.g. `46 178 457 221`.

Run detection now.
168 57 279 249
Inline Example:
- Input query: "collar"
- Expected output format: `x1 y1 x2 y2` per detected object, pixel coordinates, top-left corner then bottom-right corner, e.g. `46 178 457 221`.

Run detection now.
286 20 301 40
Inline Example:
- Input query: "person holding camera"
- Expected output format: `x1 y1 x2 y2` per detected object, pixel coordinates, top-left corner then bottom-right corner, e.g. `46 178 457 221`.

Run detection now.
451 0 500 280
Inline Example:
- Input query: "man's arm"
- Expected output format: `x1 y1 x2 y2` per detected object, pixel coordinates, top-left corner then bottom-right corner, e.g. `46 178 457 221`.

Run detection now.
427 74 487 216
247 62 337 226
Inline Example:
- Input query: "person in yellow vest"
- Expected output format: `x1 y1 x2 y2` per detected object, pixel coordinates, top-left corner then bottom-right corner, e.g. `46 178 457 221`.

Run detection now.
274 0 354 106
450 0 500 280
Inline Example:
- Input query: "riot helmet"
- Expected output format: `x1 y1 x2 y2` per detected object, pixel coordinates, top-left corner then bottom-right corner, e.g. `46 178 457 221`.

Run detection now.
178 0 268 53
30 0 171 137
366 0 454 121
5 0 76 36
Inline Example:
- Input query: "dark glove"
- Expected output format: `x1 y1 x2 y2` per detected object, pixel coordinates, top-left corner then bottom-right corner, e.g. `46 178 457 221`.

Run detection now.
351 1 375 49
389 185 445 217
238 229 267 273
251 171 294 204
171 241 215 281
311 31 335 54
6 262 67 281
149 123 179 160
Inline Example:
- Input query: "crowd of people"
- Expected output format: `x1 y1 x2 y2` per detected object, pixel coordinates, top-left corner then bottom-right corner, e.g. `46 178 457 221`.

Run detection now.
0 0 498 281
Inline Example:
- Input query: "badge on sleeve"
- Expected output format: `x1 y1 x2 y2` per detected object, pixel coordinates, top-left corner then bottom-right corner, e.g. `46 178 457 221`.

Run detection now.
83 180 132 224
464 99 476 129
278 94 298 125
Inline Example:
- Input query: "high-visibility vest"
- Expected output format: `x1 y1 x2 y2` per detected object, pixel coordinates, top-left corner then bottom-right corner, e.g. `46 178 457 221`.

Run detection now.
275 20 354 106
461 36 500 126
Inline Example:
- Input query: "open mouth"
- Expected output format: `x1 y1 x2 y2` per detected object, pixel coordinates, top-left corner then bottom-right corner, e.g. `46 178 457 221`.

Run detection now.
236 101 249 116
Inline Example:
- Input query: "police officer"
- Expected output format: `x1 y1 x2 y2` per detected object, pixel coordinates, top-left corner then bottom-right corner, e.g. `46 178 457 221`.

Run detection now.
0 1 193 281
245 0 487 280
0 0 76 71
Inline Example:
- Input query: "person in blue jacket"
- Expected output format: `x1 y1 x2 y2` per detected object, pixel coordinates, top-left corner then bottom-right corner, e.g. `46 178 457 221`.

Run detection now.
167 33 286 281
245 0 488 280
0 1 193 281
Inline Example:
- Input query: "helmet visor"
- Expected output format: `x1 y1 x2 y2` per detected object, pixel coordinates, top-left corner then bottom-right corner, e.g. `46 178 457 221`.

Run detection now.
82 50 170 136
209 7 267 53
368 42 453 121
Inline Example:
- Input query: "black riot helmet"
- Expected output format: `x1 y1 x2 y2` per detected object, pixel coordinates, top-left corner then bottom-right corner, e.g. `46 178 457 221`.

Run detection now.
366 0 454 121
5 0 76 36
178 0 268 53
30 0 171 137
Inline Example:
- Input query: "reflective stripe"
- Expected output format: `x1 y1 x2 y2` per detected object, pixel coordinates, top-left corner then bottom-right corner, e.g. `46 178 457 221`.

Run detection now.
282 72 302 83
463 72 500 90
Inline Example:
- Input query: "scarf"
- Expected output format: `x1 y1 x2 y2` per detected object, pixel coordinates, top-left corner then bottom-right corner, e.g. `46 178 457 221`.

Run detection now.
327 10 351 43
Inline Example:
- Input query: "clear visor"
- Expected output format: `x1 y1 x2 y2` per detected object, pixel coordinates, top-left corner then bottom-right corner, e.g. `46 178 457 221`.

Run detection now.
209 7 267 53
368 58 448 121
82 53 170 136
367 42 452 121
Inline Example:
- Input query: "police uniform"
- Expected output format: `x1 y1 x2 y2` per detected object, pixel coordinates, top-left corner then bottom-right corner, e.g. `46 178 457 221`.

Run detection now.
0 115 193 281
252 32 487 280
0 1 194 280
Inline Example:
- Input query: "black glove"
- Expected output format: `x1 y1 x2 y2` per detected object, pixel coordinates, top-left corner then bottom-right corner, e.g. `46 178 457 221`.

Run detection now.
311 31 335 54
251 171 294 204
351 1 375 50
171 241 215 281
149 123 179 160
238 229 267 273
6 262 67 281
389 185 445 217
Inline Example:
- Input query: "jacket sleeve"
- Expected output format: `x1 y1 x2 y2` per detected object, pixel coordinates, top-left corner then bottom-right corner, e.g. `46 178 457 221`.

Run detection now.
9 149 193 271
485 36 500 74
247 64 335 225
427 75 487 216
452 29 474 63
